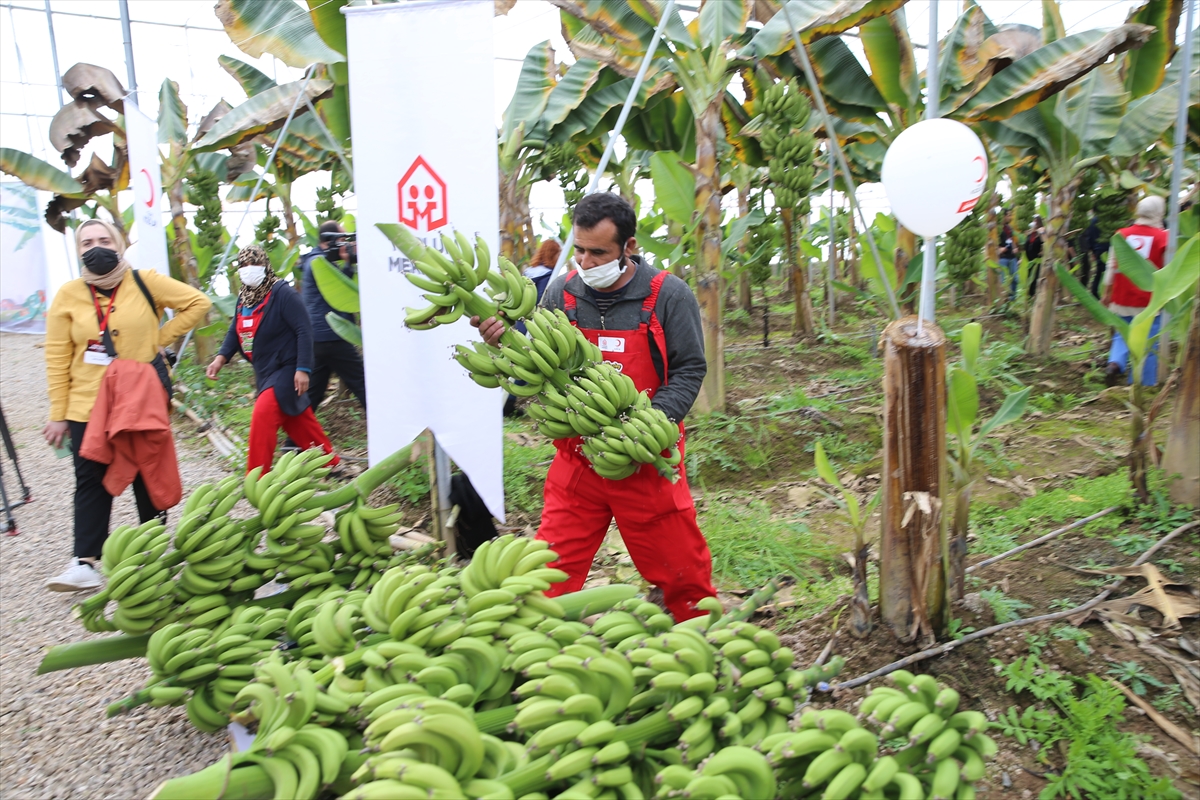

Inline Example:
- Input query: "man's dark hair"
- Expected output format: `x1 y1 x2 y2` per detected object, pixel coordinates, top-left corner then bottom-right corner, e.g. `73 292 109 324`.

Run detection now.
318 220 342 248
574 193 636 247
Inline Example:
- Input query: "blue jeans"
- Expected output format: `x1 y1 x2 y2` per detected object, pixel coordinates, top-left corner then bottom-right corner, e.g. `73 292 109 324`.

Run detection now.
1108 313 1162 386
999 257 1019 298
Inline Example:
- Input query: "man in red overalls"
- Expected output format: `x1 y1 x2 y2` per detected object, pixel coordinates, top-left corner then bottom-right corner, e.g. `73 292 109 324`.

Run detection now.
474 194 716 620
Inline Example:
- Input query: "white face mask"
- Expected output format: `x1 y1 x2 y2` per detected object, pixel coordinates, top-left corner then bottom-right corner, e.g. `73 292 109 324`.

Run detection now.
578 256 627 290
239 265 267 288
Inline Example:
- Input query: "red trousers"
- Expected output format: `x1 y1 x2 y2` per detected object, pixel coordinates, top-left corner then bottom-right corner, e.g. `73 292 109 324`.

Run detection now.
246 388 339 474
536 447 716 621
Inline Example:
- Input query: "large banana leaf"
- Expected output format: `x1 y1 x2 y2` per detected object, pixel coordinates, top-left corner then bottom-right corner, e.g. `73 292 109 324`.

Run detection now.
938 4 990 92
537 58 604 134
215 0 344 68
157 79 188 147
192 79 334 152
742 0 905 57
1068 64 1128 161
551 69 655 143
306 0 349 57
622 90 696 159
954 25 1155 121
1124 0 1182 98
809 36 887 110
325 312 361 347
0 148 87 195
263 114 339 178
503 41 558 144
649 150 695 225
697 0 748 50
1110 61 1199 157
1041 0 1066 45
859 10 918 117
311 255 359 313
218 55 277 97
554 1 679 82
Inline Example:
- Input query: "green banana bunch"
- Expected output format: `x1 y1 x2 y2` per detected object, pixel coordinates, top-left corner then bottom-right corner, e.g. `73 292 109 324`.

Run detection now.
75 518 181 635
357 564 466 649
945 209 988 288
229 722 351 800
755 78 816 216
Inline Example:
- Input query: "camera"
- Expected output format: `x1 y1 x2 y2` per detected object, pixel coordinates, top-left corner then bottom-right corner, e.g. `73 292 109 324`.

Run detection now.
320 231 357 249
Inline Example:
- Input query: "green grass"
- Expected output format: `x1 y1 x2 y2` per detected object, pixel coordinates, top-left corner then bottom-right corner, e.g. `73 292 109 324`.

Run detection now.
503 424 555 516
699 493 834 590
970 473 1130 555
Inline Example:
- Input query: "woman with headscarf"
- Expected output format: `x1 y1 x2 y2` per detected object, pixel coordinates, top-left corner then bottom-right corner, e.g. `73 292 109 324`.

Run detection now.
42 218 211 592
1102 196 1170 386
206 245 340 475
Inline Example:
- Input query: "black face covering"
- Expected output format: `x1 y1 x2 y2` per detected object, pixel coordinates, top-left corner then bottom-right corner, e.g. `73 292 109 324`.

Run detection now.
347 247 358 266
82 246 120 274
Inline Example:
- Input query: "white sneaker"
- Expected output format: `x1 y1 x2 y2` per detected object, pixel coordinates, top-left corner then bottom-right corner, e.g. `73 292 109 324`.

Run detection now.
45 559 105 592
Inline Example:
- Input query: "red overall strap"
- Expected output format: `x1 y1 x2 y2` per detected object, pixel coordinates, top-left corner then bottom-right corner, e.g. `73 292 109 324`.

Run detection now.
562 270 579 320
641 272 669 385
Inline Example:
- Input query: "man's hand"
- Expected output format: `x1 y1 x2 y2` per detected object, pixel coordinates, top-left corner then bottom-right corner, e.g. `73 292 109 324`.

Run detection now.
470 315 505 347
43 420 69 449
295 370 310 396
206 355 227 380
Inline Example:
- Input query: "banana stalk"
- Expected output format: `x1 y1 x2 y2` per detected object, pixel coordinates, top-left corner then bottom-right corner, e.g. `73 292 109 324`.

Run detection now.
37 632 153 674
310 441 417 510
148 758 273 800
709 578 781 631
106 678 179 718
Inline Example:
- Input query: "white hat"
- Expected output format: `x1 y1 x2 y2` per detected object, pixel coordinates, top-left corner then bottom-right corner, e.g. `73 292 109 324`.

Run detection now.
1135 196 1164 228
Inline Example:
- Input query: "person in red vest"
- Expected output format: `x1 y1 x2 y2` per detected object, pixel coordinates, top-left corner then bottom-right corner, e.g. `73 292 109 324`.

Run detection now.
472 193 717 621
1101 196 1169 386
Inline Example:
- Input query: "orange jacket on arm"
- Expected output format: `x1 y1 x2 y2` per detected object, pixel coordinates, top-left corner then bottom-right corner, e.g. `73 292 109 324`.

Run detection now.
79 359 182 510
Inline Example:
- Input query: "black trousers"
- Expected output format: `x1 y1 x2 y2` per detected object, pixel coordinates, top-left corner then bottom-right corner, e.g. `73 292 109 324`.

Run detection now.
309 339 367 411
68 420 163 559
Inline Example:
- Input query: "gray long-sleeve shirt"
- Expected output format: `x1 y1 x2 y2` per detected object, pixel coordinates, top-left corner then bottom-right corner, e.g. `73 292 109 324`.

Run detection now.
540 257 707 423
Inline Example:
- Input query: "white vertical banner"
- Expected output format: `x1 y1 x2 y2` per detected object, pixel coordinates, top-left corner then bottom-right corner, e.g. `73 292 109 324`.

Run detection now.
345 0 504 521
123 104 169 275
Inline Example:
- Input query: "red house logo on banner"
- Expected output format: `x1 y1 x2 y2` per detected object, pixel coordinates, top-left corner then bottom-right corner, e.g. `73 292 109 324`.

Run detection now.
398 156 448 231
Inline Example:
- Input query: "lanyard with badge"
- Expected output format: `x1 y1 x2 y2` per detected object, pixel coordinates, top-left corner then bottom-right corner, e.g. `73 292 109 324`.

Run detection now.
83 285 119 366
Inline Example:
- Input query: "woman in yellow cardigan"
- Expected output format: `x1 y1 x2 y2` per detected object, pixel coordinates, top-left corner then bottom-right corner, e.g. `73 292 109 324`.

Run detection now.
42 218 211 592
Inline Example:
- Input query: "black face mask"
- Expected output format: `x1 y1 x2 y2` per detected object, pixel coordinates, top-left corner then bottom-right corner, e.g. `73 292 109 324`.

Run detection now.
82 246 120 274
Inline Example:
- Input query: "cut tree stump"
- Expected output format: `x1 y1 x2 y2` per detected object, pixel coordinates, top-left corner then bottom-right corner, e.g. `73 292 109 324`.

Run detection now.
879 316 948 645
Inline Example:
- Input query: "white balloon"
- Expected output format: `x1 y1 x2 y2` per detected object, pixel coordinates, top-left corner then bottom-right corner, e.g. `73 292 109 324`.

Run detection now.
881 119 988 238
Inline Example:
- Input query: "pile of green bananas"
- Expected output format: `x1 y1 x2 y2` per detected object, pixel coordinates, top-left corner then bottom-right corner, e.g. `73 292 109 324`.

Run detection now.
381 223 685 482
243 449 335 584
1012 184 1036 236
76 518 179 634
331 499 407 588
758 78 816 213
945 210 987 289
138 533 998 800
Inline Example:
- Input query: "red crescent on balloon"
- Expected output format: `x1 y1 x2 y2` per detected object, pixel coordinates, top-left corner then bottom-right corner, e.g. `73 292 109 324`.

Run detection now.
141 169 154 208
972 156 986 183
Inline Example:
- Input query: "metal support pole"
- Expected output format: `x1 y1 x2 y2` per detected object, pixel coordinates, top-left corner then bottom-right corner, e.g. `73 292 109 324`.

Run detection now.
118 0 137 107
918 0 941 330
43 0 65 105
1159 0 1195 381
1166 0 1195 265
430 436 456 558
781 1 900 319
827 150 836 327
549 0 677 282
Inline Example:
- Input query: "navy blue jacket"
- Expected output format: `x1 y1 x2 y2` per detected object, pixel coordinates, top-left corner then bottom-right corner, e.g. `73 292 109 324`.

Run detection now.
298 248 355 342
219 282 314 417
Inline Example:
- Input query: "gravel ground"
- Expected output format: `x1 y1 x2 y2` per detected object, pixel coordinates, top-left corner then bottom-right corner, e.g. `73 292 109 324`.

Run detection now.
0 333 231 799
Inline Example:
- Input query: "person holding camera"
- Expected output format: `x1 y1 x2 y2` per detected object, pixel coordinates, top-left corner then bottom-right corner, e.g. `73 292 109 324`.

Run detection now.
297 221 367 412
43 218 211 592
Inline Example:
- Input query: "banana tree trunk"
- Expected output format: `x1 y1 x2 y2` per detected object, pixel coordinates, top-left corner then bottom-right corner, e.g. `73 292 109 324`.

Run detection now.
847 210 862 289
693 101 725 414
499 164 533 263
782 208 815 336
949 480 970 601
985 194 1001 307
736 190 752 311
879 316 948 645
279 189 299 249
1130 380 1150 504
1028 180 1075 356
1163 290 1200 505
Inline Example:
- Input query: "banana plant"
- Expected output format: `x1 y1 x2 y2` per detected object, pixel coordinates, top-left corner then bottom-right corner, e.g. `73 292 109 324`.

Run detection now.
814 440 880 639
945 322 1030 600
310 255 362 347
1057 234 1200 504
